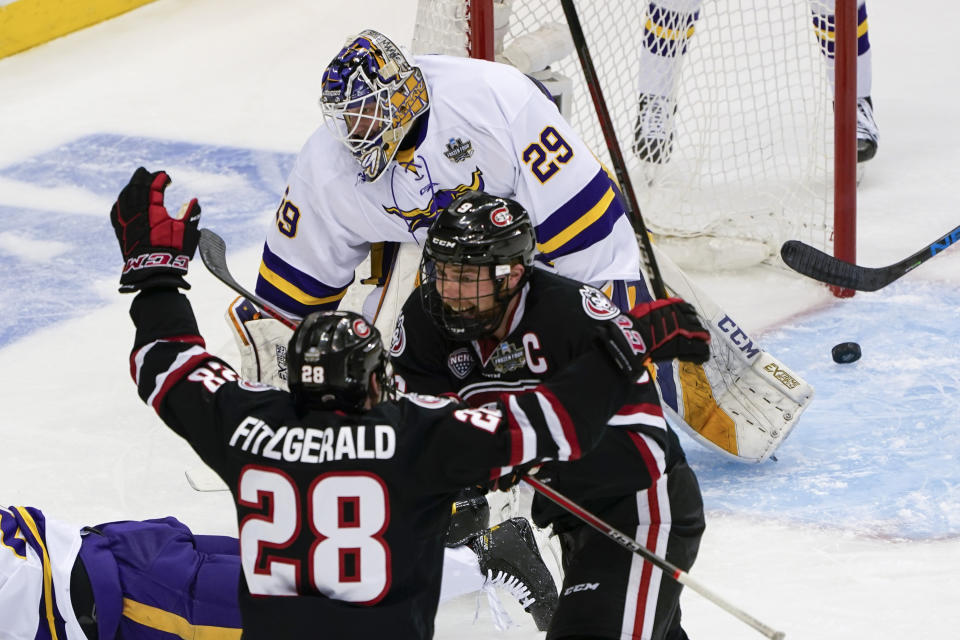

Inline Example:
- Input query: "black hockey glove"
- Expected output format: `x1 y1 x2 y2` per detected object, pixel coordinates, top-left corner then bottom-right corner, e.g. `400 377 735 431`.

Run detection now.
601 298 710 380
484 461 543 493
110 167 201 293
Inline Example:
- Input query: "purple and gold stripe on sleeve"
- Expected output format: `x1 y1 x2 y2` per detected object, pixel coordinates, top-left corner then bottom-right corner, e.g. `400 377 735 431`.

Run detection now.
643 2 699 58
812 2 871 58
10 506 69 640
255 242 352 319
535 168 627 262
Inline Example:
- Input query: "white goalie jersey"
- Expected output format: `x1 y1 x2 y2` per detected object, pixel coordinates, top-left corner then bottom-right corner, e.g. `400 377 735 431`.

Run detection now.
255 54 644 318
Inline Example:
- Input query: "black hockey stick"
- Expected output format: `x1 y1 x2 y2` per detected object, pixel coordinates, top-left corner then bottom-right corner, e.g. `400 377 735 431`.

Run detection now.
559 0 667 300
781 223 960 291
197 228 298 329
522 476 786 639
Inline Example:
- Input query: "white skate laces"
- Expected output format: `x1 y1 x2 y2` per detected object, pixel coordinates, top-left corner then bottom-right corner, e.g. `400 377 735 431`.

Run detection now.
484 568 536 609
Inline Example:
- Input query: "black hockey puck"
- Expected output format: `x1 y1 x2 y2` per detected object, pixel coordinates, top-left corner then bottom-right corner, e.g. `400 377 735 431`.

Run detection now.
831 342 861 364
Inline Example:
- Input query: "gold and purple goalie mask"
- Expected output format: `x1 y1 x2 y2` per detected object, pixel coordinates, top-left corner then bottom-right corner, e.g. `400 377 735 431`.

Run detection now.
320 30 429 183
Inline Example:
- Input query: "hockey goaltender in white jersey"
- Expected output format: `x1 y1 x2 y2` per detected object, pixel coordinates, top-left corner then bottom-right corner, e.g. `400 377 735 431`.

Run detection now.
243 29 813 464
257 45 645 316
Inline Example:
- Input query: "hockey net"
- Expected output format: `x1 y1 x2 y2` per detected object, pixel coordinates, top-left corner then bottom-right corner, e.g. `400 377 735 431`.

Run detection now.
412 0 851 272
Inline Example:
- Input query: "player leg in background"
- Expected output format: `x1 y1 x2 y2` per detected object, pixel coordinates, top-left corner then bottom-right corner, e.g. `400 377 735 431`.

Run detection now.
547 462 704 640
632 0 703 163
813 0 878 162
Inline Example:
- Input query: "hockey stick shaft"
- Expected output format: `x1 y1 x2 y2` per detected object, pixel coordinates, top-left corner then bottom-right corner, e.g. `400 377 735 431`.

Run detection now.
781 223 960 292
197 228 298 329
559 0 667 300
522 476 785 639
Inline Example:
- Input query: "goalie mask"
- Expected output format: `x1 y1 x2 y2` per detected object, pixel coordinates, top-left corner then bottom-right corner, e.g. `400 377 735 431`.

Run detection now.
420 192 537 341
288 310 393 413
320 29 429 183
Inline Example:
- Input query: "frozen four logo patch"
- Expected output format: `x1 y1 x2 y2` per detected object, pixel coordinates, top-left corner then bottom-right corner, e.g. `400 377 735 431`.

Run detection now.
443 137 474 163
491 342 526 374
448 347 475 379
579 285 620 320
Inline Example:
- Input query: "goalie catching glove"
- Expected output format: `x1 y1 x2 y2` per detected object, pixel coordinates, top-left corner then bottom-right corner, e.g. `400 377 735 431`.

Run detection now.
602 297 710 380
110 167 201 293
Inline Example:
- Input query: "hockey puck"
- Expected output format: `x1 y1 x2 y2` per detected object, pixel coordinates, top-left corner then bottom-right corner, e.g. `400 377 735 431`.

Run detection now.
831 342 861 364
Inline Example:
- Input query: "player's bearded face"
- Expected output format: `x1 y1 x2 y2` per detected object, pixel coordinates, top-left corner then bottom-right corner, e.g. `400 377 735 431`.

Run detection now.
434 263 499 318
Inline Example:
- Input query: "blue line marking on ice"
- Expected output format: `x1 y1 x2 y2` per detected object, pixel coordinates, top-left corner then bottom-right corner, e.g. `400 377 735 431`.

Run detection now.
0 134 295 346
682 281 960 540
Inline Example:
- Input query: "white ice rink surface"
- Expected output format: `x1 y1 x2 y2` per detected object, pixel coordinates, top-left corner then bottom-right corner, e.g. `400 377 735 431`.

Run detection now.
1 1 959 638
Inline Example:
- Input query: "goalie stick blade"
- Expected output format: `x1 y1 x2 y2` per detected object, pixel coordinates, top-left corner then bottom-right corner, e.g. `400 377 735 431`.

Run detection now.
198 228 297 329
780 240 890 291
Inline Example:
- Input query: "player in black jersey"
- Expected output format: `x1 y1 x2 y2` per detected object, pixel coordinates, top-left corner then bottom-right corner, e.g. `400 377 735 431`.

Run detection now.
390 190 710 640
108 167 705 639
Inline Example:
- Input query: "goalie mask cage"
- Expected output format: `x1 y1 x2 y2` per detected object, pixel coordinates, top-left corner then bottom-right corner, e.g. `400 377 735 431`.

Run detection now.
412 0 858 296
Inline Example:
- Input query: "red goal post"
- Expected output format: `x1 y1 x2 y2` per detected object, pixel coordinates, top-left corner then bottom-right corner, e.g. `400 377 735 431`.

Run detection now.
412 0 859 297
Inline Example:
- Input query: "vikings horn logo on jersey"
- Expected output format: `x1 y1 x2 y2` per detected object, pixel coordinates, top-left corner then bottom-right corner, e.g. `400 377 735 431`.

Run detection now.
579 285 621 320
382 168 484 233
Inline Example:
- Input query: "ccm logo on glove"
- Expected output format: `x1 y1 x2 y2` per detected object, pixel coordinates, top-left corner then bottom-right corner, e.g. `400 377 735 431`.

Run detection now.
123 252 190 274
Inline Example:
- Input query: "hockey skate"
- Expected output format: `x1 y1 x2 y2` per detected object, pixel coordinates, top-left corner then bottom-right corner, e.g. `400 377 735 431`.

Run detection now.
470 516 559 631
856 96 879 163
633 93 676 164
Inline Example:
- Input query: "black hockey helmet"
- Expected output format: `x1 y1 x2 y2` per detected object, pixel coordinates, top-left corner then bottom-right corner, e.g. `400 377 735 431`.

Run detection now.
287 310 392 413
420 191 537 340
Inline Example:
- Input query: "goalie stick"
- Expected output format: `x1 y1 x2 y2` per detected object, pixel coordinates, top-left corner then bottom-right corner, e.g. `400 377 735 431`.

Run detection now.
522 476 785 640
197 228 297 328
781 223 960 291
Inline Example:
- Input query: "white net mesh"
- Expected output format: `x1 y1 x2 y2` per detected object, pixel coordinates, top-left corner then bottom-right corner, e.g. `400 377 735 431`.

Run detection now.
413 0 837 269
412 0 471 56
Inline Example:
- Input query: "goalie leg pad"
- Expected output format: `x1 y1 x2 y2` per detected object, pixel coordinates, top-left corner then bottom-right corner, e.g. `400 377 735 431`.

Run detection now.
677 361 739 456
646 241 815 463
226 296 293 389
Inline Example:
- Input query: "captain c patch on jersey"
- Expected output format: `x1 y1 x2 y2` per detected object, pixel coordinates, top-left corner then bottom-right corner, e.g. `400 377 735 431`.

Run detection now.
580 285 620 320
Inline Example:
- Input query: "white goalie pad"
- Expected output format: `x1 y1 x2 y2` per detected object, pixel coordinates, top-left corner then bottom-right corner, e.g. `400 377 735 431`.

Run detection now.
226 297 293 390
651 242 814 463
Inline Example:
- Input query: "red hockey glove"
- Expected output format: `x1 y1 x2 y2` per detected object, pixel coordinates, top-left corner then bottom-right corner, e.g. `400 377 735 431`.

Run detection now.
110 167 201 293
601 298 710 380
